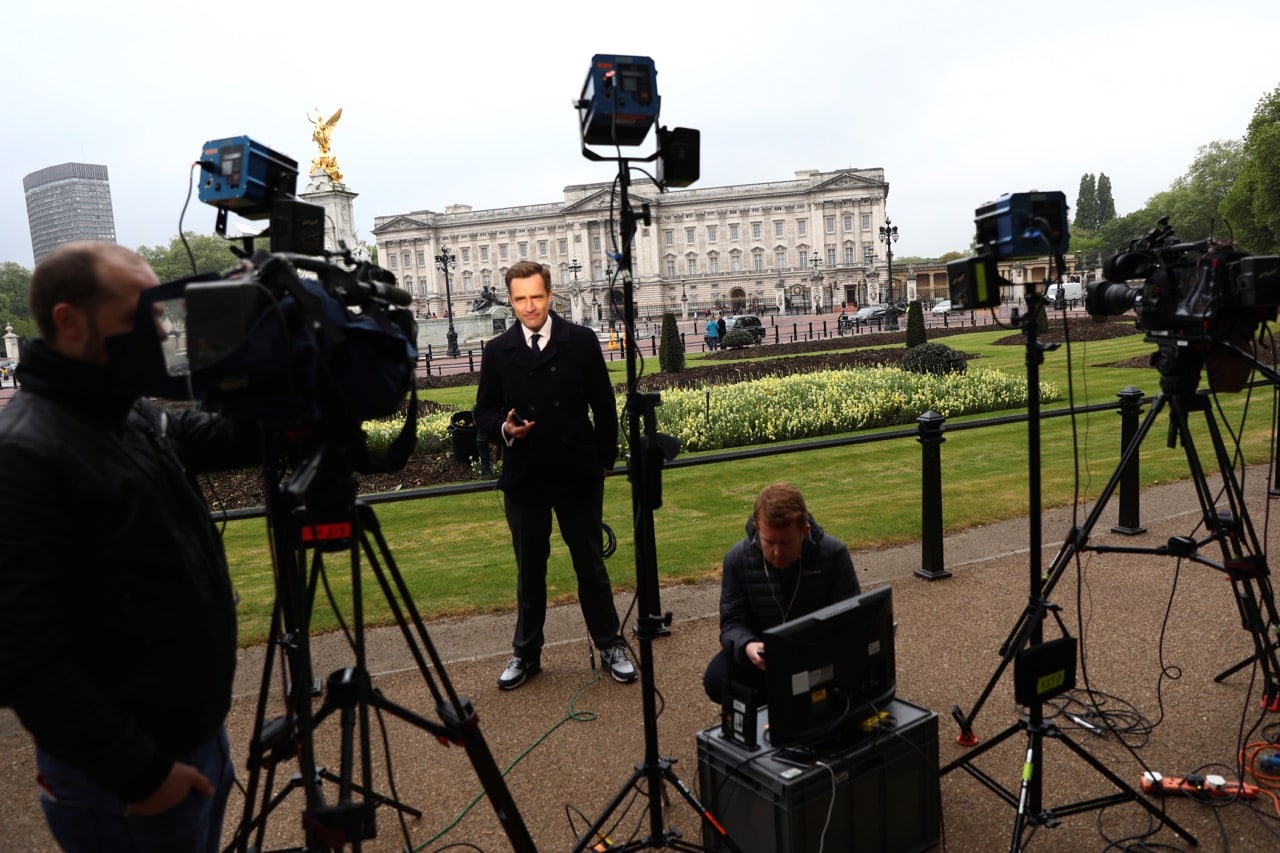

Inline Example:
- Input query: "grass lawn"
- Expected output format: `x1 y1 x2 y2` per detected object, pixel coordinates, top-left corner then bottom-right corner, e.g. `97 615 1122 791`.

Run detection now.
224 329 1280 644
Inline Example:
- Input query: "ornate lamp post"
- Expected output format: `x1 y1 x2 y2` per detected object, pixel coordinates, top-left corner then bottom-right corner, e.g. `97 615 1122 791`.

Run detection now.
879 217 900 330
810 255 824 315
605 264 616 331
863 246 876 308
566 258 583 323
435 245 459 357
681 279 688 319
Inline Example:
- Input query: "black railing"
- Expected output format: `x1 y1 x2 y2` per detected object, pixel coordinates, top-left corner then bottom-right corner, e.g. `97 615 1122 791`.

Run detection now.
218 383 1170 582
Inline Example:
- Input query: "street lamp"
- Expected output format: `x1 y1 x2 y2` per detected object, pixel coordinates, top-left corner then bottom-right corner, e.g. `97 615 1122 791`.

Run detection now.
810 255 823 314
435 245 459 357
605 264 616 331
681 279 688 319
879 217 900 330
566 258 583 324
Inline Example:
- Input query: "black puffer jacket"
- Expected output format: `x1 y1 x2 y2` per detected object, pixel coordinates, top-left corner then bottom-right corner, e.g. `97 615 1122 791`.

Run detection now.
0 340 254 803
718 514 860 666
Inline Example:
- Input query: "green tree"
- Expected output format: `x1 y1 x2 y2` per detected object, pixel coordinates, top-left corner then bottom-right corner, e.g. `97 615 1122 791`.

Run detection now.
0 261 37 340
658 311 684 373
135 232 241 282
904 300 926 347
1153 140 1244 240
1221 85 1280 254
1074 174 1098 230
1096 173 1116 226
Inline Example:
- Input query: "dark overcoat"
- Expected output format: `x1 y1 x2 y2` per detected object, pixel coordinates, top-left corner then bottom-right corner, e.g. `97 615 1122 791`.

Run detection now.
474 313 618 504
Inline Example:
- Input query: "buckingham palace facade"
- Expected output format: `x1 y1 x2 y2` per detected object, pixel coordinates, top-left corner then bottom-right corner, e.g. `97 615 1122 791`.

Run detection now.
371 167 908 326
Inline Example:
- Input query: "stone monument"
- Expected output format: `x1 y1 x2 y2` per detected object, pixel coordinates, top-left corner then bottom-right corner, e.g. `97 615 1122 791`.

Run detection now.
298 107 367 258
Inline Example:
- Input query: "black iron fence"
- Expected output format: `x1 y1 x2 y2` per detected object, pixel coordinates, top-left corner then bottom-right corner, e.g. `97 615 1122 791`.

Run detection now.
416 304 1078 375
219 382 1181 579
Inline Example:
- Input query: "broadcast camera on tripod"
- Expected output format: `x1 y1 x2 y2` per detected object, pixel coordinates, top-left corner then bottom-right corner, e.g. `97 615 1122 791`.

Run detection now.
943 206 1280 850
106 137 539 851
1086 216 1280 392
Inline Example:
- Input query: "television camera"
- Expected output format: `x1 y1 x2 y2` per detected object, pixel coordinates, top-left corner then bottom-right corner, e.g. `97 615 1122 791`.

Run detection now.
1084 217 1280 345
109 137 418 472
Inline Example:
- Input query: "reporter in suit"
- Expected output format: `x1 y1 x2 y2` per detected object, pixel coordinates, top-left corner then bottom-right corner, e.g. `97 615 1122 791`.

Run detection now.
474 261 636 690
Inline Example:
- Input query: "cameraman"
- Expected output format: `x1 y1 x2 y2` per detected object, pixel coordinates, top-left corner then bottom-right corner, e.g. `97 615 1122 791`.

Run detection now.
703 483 860 704
0 242 255 852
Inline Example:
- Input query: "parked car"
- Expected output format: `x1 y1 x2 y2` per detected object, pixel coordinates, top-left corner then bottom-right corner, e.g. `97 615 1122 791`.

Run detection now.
851 305 895 325
722 314 767 346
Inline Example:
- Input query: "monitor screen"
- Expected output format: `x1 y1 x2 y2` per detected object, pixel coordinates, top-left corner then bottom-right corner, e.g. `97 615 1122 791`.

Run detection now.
763 585 896 748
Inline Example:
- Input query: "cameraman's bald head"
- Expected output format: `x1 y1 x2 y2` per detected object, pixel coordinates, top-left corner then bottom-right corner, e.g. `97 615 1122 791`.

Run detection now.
30 242 159 365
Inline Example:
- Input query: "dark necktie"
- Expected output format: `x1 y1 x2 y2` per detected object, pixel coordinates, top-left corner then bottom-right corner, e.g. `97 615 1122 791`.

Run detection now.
530 333 541 355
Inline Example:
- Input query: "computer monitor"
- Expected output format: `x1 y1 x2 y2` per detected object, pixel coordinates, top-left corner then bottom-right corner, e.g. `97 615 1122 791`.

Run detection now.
763 585 896 748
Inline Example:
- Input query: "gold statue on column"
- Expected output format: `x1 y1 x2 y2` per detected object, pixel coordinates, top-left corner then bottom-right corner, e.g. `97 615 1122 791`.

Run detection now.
307 107 344 183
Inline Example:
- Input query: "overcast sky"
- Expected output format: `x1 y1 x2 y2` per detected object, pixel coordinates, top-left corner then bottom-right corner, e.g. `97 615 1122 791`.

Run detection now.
4 0 1278 270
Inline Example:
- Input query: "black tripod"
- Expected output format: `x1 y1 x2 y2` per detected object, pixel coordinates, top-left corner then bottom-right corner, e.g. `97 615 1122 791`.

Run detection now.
941 293 1206 851
570 158 741 853
227 440 536 852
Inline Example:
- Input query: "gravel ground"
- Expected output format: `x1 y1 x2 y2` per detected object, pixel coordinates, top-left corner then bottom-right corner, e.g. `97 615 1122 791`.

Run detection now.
5 469 1280 851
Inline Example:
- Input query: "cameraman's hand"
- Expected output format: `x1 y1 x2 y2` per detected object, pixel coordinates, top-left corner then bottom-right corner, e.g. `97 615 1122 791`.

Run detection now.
125 762 213 816
746 641 766 670
503 409 534 441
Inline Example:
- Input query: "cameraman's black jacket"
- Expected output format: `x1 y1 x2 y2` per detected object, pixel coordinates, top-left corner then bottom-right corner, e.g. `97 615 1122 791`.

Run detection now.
0 340 253 803
718 515 861 666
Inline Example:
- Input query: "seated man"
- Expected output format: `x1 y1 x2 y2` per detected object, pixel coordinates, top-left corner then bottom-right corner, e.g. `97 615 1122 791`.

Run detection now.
703 483 861 705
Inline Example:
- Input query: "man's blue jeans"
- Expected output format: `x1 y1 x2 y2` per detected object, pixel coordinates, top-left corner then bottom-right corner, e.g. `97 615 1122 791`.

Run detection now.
36 727 234 853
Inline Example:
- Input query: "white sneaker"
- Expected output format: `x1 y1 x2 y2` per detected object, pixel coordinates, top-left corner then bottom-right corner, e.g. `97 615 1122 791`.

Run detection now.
600 644 637 683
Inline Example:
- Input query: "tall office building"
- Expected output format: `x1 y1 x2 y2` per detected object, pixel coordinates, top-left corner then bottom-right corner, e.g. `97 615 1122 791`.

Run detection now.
23 162 117 263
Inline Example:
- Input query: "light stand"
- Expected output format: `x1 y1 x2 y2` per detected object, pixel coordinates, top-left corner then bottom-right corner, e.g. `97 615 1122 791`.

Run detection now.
940 277 1200 850
436 246 459 357
571 151 740 853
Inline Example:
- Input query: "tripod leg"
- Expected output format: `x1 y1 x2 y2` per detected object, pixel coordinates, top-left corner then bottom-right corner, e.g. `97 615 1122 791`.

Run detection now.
1048 725 1198 845
1176 396 1280 708
355 507 538 852
1009 731 1039 853
951 395 1171 742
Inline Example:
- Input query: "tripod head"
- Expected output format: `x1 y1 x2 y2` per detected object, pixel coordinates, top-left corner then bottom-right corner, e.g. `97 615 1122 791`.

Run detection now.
278 441 359 519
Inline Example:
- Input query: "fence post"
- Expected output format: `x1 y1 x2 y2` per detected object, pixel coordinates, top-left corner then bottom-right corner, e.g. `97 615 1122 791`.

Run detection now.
1112 386 1147 535
467 349 476 373
916 410 951 580
1272 389 1280 496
